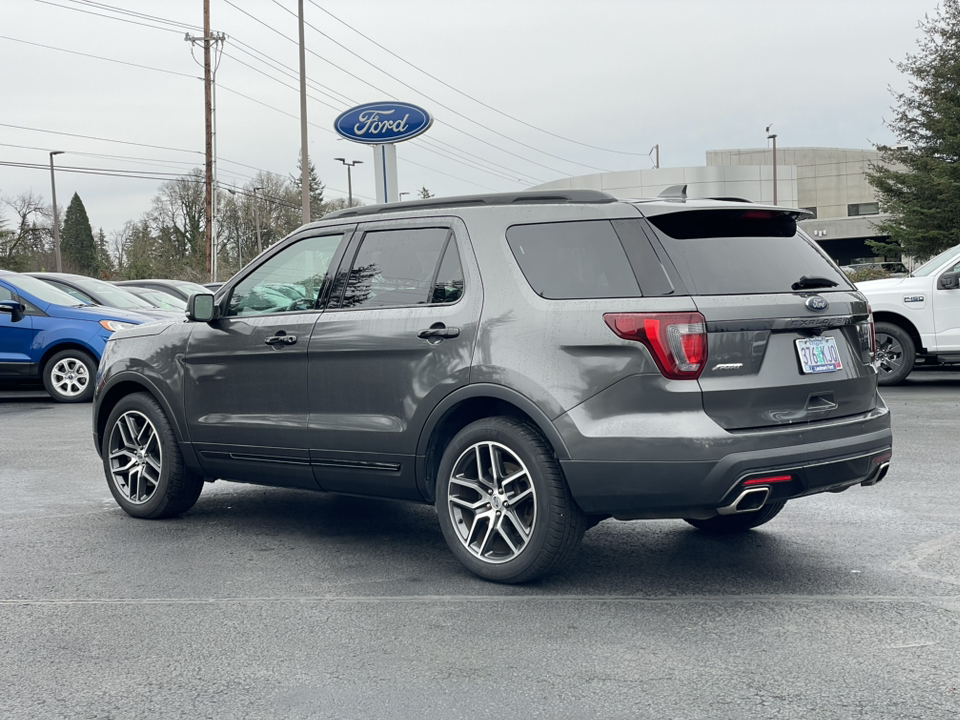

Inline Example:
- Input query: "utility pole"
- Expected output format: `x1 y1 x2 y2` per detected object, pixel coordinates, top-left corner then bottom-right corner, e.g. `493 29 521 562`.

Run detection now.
49 151 64 272
298 0 310 224
766 125 778 205
253 186 263 255
186 4 225 282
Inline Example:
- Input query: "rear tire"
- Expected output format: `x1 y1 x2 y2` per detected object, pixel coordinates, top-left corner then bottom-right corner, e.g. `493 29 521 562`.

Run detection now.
684 500 786 534
102 392 203 519
436 417 587 583
42 349 96 403
874 322 915 386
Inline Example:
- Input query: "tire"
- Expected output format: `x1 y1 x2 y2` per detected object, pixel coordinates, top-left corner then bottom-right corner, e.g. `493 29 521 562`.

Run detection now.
102 392 203 519
874 322 916 386
42 349 96 403
684 500 786 534
436 417 587 584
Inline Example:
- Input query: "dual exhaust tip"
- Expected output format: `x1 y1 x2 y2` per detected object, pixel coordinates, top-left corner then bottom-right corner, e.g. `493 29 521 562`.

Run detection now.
717 459 891 515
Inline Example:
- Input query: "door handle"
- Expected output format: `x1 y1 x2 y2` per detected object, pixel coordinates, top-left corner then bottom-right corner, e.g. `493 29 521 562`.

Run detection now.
264 333 298 346
417 325 460 339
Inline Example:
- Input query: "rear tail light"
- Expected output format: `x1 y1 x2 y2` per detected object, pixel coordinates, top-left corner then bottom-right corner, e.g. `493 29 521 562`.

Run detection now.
868 304 877 358
604 312 708 379
742 474 794 486
857 305 877 362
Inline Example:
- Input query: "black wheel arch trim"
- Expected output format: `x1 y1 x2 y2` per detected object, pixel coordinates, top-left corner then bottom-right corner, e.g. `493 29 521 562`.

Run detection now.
94 370 194 468
414 383 570 502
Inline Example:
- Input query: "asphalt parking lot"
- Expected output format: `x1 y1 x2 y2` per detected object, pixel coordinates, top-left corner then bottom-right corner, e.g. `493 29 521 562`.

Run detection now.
2 373 959 719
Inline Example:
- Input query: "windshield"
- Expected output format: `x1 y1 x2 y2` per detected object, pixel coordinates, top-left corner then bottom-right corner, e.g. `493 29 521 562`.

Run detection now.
71 277 155 309
912 244 960 277
133 289 186 310
9 274 86 306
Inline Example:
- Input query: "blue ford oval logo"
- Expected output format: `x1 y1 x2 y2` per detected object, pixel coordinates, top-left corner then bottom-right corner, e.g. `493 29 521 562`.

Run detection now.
806 296 829 312
334 101 433 144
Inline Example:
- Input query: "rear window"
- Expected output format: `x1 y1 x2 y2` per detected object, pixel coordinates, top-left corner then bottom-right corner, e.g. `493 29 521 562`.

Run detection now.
645 210 851 295
506 221 642 299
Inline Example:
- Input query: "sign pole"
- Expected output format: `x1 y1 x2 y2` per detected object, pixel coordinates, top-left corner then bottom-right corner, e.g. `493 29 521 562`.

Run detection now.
373 143 398 204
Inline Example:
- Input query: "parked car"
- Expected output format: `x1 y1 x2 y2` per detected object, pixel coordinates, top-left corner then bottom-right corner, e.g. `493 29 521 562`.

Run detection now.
115 279 210 302
119 285 187 312
28 272 178 321
203 282 225 293
840 262 909 277
856 243 960 384
0 270 151 402
93 190 892 583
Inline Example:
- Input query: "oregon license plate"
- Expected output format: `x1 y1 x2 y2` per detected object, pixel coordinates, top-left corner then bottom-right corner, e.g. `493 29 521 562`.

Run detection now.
795 336 843 374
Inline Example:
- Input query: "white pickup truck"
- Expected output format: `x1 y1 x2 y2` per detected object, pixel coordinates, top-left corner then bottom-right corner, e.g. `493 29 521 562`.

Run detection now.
856 243 960 384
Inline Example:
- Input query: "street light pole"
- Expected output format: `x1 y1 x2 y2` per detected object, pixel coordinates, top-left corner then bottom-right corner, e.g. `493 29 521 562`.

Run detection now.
766 125 778 205
334 158 362 207
49 151 64 272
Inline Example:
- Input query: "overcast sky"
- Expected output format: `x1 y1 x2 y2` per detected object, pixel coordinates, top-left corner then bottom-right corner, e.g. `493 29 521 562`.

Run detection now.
0 0 938 238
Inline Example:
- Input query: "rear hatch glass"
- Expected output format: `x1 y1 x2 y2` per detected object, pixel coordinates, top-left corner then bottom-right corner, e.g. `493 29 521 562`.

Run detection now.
642 208 875 431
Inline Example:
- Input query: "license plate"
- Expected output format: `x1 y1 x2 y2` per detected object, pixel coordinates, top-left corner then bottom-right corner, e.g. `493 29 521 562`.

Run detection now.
795 336 843 374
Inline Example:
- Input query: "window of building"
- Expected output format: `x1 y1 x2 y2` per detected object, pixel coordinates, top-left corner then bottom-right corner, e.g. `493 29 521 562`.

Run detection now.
848 202 880 217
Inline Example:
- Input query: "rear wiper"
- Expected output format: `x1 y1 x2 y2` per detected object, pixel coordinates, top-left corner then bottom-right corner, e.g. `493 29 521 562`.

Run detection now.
791 275 839 291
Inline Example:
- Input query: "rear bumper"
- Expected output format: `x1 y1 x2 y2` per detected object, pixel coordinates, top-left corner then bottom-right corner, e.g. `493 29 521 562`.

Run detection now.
559 417 893 519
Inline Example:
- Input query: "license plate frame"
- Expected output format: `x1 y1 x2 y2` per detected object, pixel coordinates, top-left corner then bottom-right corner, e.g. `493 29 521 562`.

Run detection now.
795 336 843 374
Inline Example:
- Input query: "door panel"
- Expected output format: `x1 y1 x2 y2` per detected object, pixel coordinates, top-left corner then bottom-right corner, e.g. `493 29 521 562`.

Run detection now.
308 220 481 499
934 260 960 351
0 283 35 374
183 231 350 487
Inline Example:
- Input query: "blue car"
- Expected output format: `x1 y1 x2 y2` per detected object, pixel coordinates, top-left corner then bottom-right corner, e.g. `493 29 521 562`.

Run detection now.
0 270 155 402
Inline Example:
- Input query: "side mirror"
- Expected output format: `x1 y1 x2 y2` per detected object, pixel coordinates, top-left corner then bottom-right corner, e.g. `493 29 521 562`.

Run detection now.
938 271 960 290
0 300 25 323
186 292 217 322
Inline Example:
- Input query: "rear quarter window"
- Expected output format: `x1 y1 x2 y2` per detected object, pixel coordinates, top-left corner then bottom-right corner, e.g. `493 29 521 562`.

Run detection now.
506 220 642 299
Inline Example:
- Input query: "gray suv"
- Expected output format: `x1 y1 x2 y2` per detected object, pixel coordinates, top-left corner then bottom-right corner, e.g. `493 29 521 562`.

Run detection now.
93 190 893 583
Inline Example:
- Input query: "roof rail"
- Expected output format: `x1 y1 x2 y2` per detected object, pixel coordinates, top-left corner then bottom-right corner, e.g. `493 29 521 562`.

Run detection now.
658 184 687 200
322 189 618 219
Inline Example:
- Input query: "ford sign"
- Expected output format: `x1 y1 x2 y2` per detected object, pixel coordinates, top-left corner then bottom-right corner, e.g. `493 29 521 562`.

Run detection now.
334 101 433 144
805 296 829 312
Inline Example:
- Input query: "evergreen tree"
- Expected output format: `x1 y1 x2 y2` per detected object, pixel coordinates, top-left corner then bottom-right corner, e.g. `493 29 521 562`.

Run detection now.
95 228 114 277
291 150 325 220
60 193 98 275
419 186 434 199
866 0 960 261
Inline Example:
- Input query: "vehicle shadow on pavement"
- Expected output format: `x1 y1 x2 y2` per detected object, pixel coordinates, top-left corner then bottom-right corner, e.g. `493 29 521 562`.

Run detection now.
0 389 55 404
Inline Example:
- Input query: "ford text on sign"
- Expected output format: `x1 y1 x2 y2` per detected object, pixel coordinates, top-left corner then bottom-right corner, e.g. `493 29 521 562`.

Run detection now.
334 102 433 144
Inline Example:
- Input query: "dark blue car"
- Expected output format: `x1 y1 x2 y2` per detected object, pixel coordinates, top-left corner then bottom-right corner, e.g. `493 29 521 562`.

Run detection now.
0 270 154 402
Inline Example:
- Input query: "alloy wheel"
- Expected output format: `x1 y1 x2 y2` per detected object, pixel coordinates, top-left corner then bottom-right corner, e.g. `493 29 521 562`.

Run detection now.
51 357 89 398
108 411 163 505
447 441 538 564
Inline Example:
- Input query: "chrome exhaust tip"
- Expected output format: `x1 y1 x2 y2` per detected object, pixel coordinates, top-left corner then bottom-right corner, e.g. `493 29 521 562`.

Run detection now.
717 487 770 515
861 461 890 487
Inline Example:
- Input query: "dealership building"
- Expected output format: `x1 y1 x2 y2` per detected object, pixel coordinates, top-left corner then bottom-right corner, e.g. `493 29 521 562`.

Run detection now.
532 147 890 266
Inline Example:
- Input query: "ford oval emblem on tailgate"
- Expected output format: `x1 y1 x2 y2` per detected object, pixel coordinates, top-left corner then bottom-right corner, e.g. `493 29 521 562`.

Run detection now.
805 296 829 312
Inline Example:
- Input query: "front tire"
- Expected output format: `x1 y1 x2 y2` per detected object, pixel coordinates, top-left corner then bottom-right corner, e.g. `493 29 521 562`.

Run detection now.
102 392 203 519
436 417 586 584
42 349 96 403
684 500 786 534
875 322 915 386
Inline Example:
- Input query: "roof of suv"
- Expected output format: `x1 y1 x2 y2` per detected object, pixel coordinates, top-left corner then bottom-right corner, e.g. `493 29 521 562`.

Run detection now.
321 189 811 222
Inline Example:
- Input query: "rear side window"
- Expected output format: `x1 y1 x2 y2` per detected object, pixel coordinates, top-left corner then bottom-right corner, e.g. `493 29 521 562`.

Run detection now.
341 227 453 309
506 221 642 299
645 210 851 295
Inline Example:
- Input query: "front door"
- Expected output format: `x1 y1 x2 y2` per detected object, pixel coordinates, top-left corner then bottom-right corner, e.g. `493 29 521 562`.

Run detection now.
934 255 960 351
0 281 34 377
184 230 351 487
308 219 481 499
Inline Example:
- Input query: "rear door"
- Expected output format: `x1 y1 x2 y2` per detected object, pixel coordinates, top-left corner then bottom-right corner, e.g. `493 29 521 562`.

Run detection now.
307 217 481 500
639 208 877 431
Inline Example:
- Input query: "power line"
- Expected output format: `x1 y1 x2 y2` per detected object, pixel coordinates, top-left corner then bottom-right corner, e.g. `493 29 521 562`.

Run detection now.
0 34 198 79
34 0 188 35
67 0 202 32
307 0 650 158
0 122 202 156
270 0 614 174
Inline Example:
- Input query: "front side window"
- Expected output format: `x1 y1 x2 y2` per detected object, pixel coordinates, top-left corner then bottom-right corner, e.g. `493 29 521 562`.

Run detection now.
46 281 95 305
340 227 453 309
225 234 344 317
